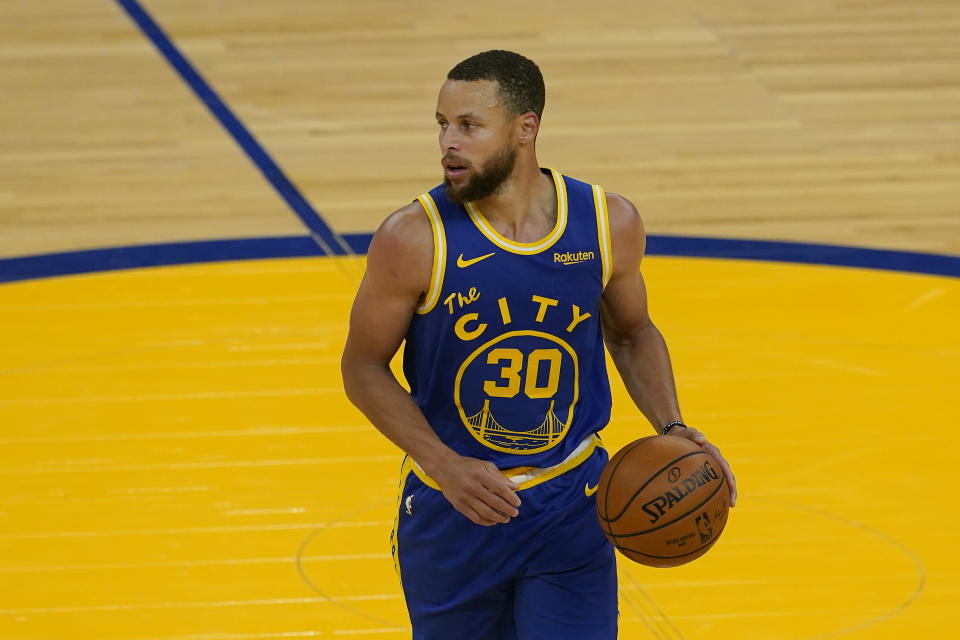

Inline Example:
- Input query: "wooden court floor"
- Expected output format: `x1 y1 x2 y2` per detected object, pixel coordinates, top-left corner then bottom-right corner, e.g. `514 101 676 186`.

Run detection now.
1 1 959 639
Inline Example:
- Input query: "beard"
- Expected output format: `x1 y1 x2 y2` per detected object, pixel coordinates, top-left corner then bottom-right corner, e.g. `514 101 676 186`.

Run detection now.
443 142 517 204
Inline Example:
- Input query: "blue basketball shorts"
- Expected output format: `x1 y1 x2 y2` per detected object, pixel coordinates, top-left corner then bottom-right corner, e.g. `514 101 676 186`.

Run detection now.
391 439 618 640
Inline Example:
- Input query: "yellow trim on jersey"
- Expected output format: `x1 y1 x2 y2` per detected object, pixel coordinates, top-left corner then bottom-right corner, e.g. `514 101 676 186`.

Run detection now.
415 193 446 314
409 434 602 492
463 168 568 255
593 185 613 289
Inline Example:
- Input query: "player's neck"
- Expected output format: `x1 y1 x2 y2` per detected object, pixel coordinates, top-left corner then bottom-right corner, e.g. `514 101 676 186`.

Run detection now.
473 157 556 237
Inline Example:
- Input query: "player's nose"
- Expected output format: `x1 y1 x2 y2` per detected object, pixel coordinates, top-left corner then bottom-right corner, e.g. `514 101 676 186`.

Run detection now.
439 126 461 151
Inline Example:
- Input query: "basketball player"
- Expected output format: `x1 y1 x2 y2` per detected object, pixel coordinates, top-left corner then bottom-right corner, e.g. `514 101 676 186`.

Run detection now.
341 50 736 640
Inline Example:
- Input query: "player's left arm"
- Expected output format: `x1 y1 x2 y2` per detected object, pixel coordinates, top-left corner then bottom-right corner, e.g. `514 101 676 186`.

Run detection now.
600 193 737 506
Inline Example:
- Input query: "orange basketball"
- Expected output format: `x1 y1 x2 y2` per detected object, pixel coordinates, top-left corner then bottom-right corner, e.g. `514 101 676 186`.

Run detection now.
596 435 730 568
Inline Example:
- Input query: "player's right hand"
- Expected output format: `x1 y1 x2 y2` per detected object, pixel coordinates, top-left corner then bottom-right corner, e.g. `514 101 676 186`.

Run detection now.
432 455 522 526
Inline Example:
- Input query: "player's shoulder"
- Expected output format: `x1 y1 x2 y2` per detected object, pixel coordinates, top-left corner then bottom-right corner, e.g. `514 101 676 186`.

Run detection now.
603 191 646 269
373 199 433 253
603 192 645 240
365 199 434 290
564 171 643 238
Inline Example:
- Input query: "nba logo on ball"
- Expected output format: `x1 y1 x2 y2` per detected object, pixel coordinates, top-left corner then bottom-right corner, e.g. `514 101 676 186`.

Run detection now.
596 435 730 568
695 512 713 543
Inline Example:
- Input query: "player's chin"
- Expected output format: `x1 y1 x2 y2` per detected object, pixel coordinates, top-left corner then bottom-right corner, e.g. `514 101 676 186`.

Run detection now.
442 178 471 203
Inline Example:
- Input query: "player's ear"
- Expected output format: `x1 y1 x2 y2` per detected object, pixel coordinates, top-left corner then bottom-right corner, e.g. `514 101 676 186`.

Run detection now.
517 111 540 145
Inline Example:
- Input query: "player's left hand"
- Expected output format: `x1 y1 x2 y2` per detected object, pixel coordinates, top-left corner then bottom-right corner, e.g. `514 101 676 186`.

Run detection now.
667 426 737 507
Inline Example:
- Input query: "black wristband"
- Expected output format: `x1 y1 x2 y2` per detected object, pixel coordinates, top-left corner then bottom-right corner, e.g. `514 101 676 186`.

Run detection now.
660 420 687 435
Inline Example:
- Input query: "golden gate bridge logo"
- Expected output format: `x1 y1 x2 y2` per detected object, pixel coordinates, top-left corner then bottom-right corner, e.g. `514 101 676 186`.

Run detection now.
466 399 568 450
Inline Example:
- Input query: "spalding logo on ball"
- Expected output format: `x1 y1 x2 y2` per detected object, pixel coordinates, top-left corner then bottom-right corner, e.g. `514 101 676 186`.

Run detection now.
596 435 730 568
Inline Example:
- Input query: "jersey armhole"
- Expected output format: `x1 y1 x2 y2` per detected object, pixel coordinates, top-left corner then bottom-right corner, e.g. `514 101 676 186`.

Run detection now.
415 193 446 314
592 185 613 289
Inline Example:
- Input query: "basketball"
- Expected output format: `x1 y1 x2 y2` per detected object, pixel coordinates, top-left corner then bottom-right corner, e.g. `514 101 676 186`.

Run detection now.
596 435 730 568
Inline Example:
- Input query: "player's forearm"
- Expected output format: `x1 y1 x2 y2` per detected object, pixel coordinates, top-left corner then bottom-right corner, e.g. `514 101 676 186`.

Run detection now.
341 362 458 476
604 321 682 431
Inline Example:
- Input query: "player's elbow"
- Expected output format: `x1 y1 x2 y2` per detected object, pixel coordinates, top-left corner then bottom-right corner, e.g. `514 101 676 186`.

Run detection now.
340 364 368 412
340 343 386 410
340 344 364 406
602 318 656 350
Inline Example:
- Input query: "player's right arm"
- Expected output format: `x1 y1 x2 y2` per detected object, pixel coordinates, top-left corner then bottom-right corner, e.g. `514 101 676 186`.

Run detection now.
340 202 521 526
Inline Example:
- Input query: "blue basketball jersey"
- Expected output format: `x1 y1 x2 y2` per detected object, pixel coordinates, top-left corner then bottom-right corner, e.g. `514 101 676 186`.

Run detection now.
403 168 614 470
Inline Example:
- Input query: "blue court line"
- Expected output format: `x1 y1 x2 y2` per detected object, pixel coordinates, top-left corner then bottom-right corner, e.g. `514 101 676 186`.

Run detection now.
645 235 960 277
0 237 323 284
114 0 349 256
1 234 957 285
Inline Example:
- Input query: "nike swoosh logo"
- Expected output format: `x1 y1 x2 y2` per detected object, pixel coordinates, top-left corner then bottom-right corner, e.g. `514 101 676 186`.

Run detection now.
585 482 599 497
457 252 495 268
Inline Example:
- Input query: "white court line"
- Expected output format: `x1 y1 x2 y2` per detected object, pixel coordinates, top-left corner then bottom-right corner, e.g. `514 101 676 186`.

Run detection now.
226 343 332 352
0 455 397 475
0 425 371 445
222 507 307 516
115 486 212 495
0 294 351 312
0 553 391 573
624 607 900 621
0 387 343 406
803 356 880 376
3 357 339 375
619 573 923 590
101 632 323 640
0 593 402 615
0 520 393 540
904 287 945 312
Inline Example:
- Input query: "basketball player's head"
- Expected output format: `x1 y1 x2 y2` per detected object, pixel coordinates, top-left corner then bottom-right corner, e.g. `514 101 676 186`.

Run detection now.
437 50 545 203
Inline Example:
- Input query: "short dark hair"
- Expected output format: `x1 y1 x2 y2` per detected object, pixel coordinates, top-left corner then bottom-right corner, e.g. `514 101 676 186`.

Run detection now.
447 50 545 120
